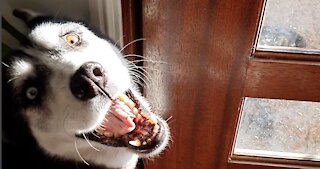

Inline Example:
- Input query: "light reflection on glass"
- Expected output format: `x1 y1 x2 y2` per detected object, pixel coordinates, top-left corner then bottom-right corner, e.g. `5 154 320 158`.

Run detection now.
234 98 320 161
257 0 320 54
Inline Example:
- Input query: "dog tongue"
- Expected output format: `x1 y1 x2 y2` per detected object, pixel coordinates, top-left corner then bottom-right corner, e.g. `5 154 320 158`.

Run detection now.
99 100 136 135
98 93 158 136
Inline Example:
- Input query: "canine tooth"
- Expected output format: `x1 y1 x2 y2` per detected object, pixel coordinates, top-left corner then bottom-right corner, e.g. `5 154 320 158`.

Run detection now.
103 131 114 137
129 140 141 147
153 124 160 133
146 138 152 143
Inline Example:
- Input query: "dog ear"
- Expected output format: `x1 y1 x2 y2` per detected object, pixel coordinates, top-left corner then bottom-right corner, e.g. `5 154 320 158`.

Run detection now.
13 9 48 29
13 9 40 24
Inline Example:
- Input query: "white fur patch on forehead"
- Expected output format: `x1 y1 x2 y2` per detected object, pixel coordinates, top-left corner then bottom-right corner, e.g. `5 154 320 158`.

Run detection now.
10 59 35 88
29 22 89 49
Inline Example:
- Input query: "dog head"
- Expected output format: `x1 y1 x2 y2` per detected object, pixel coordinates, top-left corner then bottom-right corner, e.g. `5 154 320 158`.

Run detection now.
2 9 170 168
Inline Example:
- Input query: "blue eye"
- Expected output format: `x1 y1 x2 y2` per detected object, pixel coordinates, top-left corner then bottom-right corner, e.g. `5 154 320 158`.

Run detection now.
26 87 38 100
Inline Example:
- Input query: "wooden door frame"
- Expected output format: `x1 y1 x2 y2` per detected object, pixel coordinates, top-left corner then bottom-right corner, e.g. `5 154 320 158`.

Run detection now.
121 0 143 56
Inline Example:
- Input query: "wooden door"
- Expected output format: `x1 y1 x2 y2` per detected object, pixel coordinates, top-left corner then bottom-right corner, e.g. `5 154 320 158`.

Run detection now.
122 0 320 168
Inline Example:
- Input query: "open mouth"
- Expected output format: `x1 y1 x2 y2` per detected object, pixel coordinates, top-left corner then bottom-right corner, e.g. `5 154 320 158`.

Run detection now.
76 89 165 153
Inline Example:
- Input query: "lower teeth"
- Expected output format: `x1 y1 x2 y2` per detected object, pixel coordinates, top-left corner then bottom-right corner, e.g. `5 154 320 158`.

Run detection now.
129 140 141 147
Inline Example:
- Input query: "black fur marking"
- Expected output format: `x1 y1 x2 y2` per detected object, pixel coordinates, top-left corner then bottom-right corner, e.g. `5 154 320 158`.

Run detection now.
4 49 52 108
21 64 51 108
2 47 107 169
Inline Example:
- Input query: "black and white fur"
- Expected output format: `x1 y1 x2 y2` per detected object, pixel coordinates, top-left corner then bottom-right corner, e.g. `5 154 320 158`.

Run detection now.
2 9 170 169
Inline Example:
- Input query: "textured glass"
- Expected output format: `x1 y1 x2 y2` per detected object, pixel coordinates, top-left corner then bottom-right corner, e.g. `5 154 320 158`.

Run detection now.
257 0 320 54
234 98 320 161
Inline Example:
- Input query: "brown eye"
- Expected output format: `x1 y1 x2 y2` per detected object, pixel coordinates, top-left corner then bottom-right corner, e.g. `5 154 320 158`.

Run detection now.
65 34 79 46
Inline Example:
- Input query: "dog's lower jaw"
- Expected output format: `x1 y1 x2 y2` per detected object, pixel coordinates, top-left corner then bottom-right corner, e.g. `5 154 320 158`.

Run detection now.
90 149 139 169
72 146 139 169
30 129 138 169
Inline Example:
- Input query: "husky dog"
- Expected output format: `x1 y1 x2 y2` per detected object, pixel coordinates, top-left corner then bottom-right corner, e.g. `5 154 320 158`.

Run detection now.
2 9 170 169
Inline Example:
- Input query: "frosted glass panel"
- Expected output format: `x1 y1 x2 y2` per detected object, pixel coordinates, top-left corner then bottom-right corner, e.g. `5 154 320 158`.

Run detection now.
234 98 320 161
257 0 320 54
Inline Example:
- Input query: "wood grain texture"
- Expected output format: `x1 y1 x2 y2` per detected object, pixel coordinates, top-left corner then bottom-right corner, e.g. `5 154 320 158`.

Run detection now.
141 0 264 168
244 59 320 102
253 50 320 62
137 0 320 168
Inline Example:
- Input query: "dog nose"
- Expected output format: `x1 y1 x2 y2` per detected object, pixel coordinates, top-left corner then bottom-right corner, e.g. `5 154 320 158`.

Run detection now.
70 62 107 100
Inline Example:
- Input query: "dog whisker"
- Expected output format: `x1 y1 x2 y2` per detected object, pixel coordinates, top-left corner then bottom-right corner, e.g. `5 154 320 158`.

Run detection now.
114 34 125 47
7 76 19 84
129 67 152 85
123 54 148 59
119 38 146 53
165 116 173 123
133 66 153 82
128 59 166 65
128 65 161 74
82 133 101 152
91 131 100 138
74 140 90 166
123 54 151 59
128 63 164 73
95 84 114 101
127 62 152 78
124 54 168 64
2 62 10 67
129 70 151 87
131 78 148 88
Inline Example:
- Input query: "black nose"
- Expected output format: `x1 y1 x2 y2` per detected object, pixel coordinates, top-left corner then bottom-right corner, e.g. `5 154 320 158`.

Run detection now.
70 62 107 100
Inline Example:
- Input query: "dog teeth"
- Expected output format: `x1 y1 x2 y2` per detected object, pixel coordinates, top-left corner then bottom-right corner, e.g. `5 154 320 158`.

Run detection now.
142 141 147 146
129 139 141 147
153 124 160 133
95 127 105 134
118 94 135 109
132 107 139 115
92 91 160 148
103 131 114 137
148 115 158 124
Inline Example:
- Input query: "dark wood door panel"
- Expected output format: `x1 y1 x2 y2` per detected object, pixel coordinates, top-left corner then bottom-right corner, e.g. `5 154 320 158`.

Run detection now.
142 0 264 168
245 59 320 102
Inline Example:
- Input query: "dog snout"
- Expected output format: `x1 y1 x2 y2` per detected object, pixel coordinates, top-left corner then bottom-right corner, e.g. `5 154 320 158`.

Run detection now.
70 62 107 100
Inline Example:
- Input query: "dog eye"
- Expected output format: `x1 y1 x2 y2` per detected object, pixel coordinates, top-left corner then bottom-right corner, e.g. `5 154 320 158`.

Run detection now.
26 87 38 100
65 33 79 46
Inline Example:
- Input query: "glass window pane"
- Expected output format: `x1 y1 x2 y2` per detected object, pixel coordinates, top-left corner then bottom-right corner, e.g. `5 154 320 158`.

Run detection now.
257 0 320 54
234 98 320 161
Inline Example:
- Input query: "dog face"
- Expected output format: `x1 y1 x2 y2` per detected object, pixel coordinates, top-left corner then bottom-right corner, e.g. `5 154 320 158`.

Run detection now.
3 9 169 168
